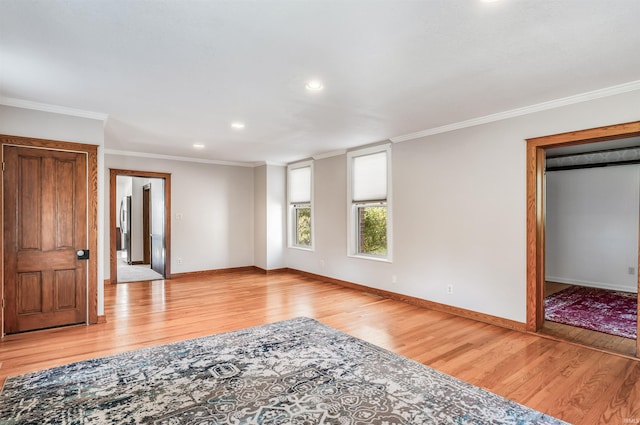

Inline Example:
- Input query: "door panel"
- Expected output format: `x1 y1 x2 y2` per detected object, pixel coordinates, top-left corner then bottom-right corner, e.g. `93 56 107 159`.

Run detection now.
150 179 166 276
4 146 87 333
18 273 42 314
143 185 150 265
55 269 78 310
56 160 76 249
19 156 41 250
151 234 165 276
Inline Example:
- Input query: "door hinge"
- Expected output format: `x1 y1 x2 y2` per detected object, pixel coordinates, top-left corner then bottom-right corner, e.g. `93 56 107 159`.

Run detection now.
2 162 5 172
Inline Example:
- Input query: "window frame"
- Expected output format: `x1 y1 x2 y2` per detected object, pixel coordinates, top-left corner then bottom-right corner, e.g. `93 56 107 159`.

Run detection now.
287 160 314 250
347 144 392 262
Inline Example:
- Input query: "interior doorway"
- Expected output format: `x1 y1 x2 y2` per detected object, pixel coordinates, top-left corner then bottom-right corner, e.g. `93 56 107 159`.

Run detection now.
526 121 640 357
109 169 171 284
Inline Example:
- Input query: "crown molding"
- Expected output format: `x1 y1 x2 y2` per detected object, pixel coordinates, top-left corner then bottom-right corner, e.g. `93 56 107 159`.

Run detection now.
390 79 640 143
0 96 108 121
253 160 287 167
312 149 346 160
104 149 256 167
287 158 314 167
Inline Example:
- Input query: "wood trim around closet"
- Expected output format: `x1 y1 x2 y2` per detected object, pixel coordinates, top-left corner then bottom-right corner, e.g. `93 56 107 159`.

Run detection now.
525 121 640 357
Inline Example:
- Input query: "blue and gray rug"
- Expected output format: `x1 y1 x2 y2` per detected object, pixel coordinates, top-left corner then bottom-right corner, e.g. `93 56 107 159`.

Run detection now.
0 317 568 424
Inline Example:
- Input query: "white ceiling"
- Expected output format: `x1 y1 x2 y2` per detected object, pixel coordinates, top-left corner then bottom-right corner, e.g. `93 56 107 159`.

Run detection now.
1 0 640 165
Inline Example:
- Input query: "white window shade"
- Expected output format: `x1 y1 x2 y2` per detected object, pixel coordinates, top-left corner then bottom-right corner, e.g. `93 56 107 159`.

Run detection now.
352 151 387 202
289 166 311 203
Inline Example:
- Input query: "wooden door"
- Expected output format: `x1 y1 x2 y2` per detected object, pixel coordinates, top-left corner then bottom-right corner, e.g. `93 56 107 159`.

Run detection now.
3 146 87 333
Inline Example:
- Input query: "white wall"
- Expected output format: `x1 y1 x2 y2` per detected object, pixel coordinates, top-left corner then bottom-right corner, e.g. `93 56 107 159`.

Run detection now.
546 165 639 292
116 176 133 200
266 165 286 269
0 105 104 144
254 166 267 269
253 164 286 270
286 89 640 323
0 105 106 316
115 176 132 253
104 154 254 277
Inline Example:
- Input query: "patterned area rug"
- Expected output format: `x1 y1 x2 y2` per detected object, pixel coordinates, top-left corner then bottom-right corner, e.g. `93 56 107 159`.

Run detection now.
545 285 637 339
0 317 567 424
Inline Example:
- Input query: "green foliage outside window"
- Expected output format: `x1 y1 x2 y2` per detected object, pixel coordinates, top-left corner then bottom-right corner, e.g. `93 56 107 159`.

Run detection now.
295 206 311 246
358 205 387 255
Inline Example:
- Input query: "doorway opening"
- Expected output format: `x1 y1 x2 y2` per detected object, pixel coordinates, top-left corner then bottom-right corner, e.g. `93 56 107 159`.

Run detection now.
526 121 640 358
109 169 171 284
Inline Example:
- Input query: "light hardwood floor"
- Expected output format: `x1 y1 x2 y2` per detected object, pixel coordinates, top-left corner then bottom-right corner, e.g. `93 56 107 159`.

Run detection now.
1 271 639 424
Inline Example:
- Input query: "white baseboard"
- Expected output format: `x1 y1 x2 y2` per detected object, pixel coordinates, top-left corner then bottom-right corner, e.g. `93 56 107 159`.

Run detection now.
546 276 638 293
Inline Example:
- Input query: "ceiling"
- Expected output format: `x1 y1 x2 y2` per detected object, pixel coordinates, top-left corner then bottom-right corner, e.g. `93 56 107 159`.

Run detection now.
1 1 640 165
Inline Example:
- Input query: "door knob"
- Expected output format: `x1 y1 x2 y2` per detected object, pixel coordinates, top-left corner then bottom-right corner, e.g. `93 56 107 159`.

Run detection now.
77 250 90 259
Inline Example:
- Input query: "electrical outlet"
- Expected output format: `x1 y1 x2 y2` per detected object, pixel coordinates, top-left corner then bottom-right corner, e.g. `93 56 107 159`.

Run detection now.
447 285 453 294
629 267 635 275
177 257 183 265
391 275 397 284
320 260 325 268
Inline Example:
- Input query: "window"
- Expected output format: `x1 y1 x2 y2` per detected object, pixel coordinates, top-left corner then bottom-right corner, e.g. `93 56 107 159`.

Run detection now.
287 161 313 249
347 145 392 260
355 203 387 256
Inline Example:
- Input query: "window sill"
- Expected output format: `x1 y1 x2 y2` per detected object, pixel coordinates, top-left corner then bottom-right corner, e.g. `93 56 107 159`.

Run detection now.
289 245 314 252
348 253 392 263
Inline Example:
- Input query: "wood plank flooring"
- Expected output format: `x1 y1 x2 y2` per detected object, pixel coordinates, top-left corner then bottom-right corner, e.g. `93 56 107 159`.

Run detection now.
1 270 639 424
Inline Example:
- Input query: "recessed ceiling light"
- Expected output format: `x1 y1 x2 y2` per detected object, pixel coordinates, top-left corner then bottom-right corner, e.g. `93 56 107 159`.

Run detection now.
193 143 205 149
231 121 245 129
305 80 324 91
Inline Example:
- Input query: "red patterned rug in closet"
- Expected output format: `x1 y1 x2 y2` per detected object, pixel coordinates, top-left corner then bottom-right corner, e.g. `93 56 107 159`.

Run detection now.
545 285 637 339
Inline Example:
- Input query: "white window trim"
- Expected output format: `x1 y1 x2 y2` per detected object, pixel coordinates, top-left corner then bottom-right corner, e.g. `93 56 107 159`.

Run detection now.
287 160 314 251
347 144 393 262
